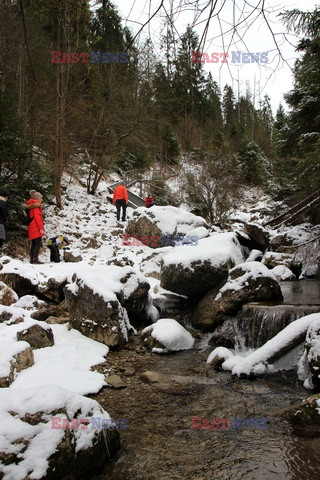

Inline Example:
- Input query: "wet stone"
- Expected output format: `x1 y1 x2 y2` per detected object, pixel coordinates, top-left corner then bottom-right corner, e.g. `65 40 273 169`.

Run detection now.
140 371 164 384
105 374 127 389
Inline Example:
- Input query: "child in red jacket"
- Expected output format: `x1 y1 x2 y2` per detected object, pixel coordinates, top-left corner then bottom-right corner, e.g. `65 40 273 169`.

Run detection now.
145 194 155 208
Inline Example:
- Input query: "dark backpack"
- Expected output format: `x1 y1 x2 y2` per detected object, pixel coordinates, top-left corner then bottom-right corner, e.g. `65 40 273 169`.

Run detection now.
23 208 33 226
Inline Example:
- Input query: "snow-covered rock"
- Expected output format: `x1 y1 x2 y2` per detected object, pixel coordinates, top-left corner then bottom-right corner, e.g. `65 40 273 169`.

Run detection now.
0 385 120 480
271 265 296 281
245 249 263 262
142 318 194 353
65 265 150 348
206 346 233 368
192 261 283 330
16 324 54 349
160 232 244 299
126 206 207 249
0 258 67 302
243 222 270 251
0 258 39 297
262 251 294 269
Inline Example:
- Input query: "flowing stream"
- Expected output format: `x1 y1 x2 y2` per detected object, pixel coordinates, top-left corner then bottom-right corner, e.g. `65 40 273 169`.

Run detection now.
91 280 320 480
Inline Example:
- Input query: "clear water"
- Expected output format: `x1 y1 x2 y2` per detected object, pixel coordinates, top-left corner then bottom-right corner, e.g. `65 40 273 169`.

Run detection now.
91 341 320 480
280 279 320 305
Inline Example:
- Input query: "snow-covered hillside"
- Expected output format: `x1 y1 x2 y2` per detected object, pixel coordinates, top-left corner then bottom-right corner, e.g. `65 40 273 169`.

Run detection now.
1 172 320 479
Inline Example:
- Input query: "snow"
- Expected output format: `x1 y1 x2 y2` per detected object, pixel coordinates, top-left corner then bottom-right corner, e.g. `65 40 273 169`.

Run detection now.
228 211 253 223
162 232 244 268
185 226 210 240
142 318 194 352
10 324 108 395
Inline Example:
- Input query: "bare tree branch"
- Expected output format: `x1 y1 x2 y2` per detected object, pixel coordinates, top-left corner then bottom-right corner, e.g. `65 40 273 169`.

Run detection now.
18 0 37 83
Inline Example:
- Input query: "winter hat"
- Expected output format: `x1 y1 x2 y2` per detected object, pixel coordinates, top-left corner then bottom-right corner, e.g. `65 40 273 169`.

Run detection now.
29 189 36 197
32 192 43 200
0 189 9 198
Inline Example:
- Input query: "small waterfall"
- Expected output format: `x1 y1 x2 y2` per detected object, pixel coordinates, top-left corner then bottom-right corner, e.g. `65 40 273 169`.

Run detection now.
240 303 320 348
208 316 247 351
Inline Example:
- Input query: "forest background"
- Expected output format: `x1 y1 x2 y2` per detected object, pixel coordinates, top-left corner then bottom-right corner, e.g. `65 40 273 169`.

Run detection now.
0 1 319 226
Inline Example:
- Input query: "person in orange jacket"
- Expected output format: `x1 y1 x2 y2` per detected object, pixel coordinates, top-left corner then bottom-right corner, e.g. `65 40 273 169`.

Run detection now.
26 191 45 264
112 181 128 222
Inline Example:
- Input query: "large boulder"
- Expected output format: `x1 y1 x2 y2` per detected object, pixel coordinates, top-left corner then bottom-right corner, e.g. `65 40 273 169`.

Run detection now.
286 394 320 437
0 271 37 297
192 261 283 330
0 385 120 479
160 232 244 300
125 206 207 249
243 222 270 251
65 266 150 348
37 277 68 303
0 258 66 302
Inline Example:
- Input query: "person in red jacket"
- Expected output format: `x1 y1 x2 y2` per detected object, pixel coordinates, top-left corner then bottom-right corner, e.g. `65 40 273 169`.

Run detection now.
112 181 128 222
145 194 155 208
26 191 45 264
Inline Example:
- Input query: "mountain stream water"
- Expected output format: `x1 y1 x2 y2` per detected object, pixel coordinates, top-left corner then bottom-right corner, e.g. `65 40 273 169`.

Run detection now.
91 280 320 480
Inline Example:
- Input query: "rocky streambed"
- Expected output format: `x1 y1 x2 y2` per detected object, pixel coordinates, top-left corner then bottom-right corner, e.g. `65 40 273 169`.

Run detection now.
91 336 320 480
